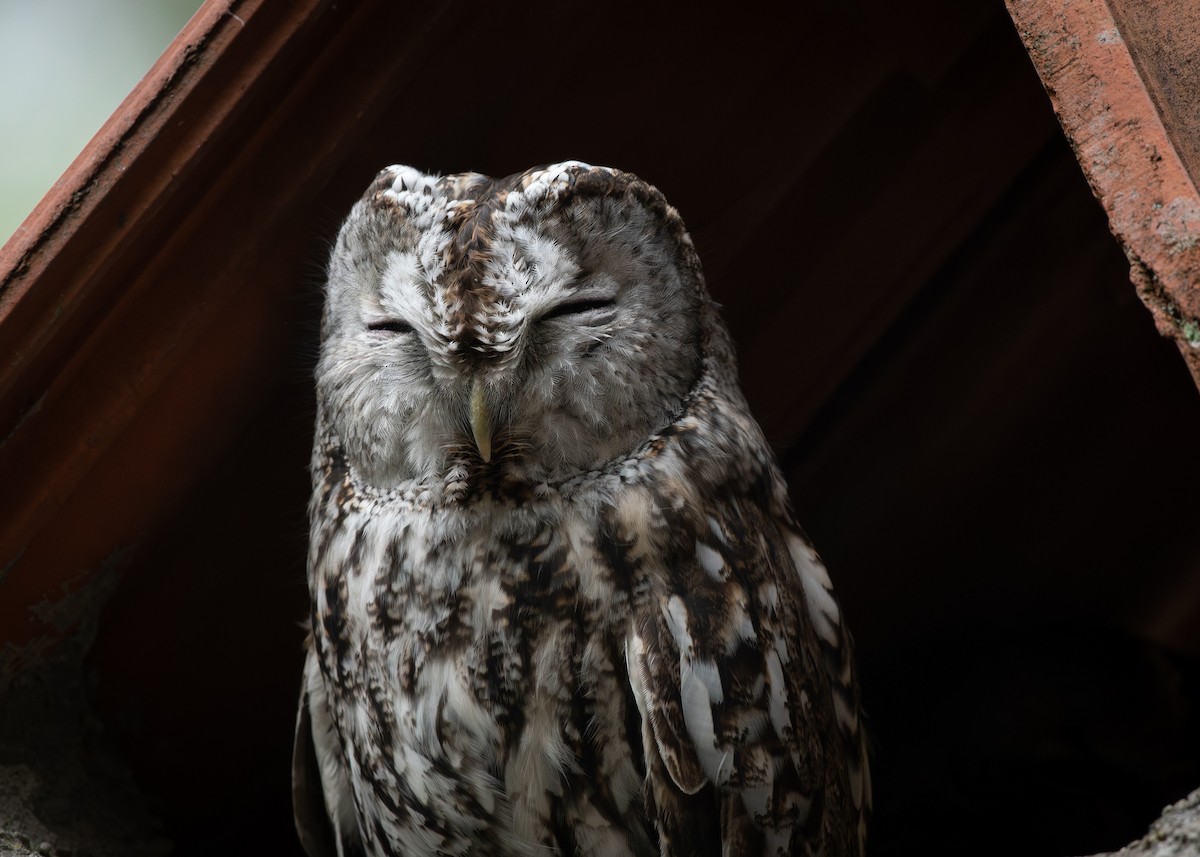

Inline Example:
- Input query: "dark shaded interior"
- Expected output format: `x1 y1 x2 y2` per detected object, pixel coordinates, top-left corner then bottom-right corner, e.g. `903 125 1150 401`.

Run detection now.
53 0 1200 854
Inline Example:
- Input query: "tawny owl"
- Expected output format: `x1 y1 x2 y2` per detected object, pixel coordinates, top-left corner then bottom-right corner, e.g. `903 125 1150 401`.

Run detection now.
292 162 871 857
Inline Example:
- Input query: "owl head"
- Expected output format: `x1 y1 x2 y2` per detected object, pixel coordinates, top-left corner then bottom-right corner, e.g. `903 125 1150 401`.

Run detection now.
316 161 728 489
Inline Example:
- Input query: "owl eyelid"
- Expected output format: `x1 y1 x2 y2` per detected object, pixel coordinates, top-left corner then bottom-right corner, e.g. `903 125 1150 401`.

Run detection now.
540 297 616 321
367 319 414 334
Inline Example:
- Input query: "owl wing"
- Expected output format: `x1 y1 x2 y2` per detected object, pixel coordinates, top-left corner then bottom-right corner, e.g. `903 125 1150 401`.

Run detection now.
624 495 869 857
292 646 364 857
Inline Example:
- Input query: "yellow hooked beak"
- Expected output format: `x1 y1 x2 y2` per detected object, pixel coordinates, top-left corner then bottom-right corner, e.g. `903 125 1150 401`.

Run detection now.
470 378 492 463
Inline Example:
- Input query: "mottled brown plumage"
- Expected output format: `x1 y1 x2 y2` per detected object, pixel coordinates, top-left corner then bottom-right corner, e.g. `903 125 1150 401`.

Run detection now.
294 162 870 857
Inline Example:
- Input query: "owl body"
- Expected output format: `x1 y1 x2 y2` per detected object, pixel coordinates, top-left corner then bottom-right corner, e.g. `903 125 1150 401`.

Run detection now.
295 163 870 857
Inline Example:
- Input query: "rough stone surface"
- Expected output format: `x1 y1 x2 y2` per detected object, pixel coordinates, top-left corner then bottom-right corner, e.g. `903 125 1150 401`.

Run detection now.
0 570 168 857
1093 788 1200 857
